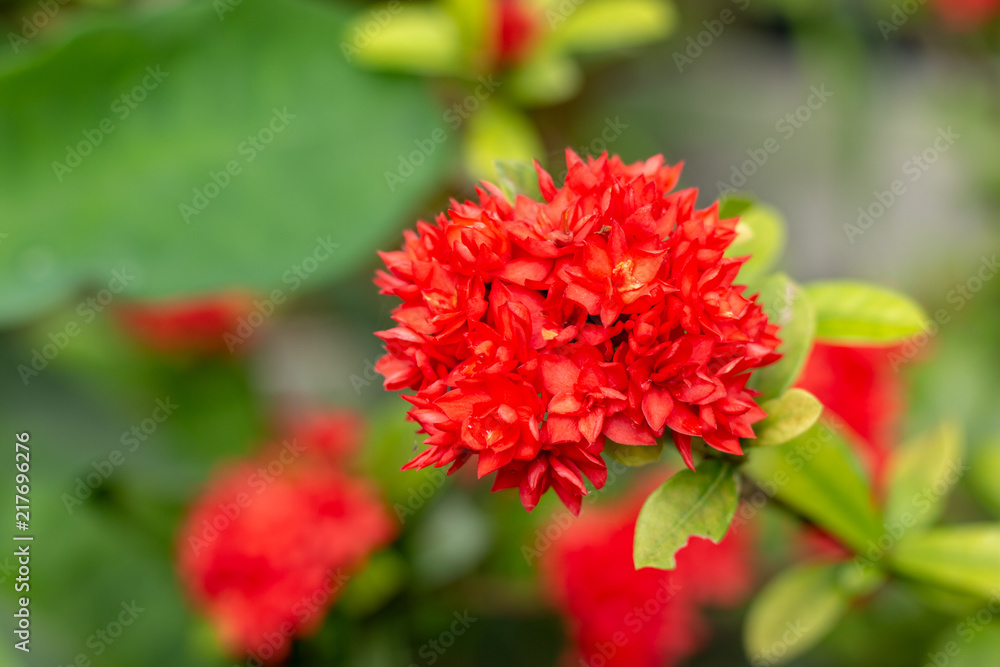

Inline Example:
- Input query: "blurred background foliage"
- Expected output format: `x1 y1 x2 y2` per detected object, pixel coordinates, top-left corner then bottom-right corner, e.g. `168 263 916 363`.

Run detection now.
1 0 999 665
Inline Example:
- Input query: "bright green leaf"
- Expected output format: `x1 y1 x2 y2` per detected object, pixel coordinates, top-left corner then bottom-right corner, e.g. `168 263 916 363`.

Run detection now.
750 273 816 402
0 0 452 324
505 54 583 107
724 202 787 284
968 441 1000 519
890 525 1000 599
546 0 677 54
345 5 465 75
464 100 544 183
939 623 1000 667
744 562 852 665
494 159 542 203
634 459 739 570
805 281 928 344
606 440 664 467
744 420 882 553
442 0 490 63
755 388 823 447
885 422 964 530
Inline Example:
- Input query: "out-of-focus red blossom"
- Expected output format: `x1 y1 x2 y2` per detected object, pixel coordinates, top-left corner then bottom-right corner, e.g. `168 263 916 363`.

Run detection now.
375 150 782 513
541 485 753 667
933 0 1000 28
493 0 539 65
177 415 395 664
281 410 367 464
794 342 905 491
114 293 254 354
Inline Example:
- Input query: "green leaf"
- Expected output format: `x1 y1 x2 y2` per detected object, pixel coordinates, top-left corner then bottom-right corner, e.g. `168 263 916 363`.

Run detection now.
744 420 882 553
968 441 1000 519
804 281 928 344
755 388 823 447
463 100 544 183
0 0 452 325
442 0 491 63
718 192 755 218
744 562 852 666
938 623 1000 667
750 273 817 402
344 5 464 75
505 54 583 107
885 422 964 530
494 159 543 203
546 0 677 54
606 440 664 467
890 525 1000 599
633 459 739 570
724 202 787 284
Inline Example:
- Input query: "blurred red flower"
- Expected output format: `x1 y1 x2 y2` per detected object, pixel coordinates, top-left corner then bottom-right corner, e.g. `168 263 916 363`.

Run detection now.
541 483 753 667
115 292 254 354
933 0 1000 28
494 0 539 65
177 413 395 664
795 342 904 490
376 150 780 513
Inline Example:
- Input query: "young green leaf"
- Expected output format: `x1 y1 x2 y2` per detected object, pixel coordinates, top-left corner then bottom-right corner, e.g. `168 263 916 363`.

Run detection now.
718 192 756 219
744 563 852 666
804 281 928 344
884 422 964 530
605 441 664 467
744 420 882 553
633 459 739 570
345 5 465 75
464 100 544 183
724 202 787 284
749 274 817 402
754 388 824 447
545 0 677 54
505 54 583 107
494 159 543 203
890 525 1000 599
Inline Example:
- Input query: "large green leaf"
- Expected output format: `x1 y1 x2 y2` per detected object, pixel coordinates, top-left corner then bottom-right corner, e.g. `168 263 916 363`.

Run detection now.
633 459 739 570
754 388 823 447
744 420 882 553
884 422 964 530
750 273 816 402
0 0 451 325
804 281 927 344
743 563 851 666
890 525 1000 599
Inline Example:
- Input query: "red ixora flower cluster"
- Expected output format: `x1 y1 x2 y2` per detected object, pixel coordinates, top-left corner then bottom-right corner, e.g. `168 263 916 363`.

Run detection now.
375 150 781 513
177 411 395 664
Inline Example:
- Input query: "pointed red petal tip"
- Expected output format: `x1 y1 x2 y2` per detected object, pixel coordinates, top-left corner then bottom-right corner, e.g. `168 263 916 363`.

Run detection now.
377 148 783 513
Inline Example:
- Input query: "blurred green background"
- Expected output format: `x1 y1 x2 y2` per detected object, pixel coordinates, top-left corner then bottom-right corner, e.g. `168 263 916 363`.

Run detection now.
1 0 1000 665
